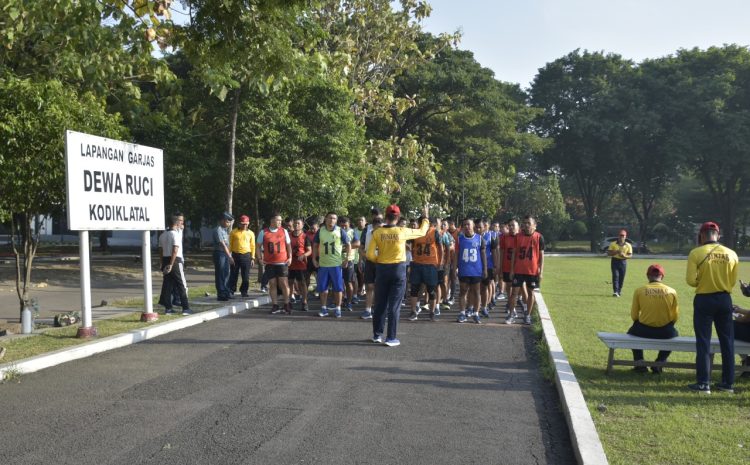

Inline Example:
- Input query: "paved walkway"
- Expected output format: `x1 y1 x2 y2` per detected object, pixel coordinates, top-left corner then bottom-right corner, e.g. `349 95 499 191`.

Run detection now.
0 300 575 464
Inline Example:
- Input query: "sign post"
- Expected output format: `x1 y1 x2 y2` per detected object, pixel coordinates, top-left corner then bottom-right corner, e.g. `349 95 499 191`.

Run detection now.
64 130 165 336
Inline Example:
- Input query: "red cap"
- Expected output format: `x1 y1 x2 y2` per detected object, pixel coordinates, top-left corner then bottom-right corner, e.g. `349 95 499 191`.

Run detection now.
699 222 719 234
647 264 665 278
385 204 401 216
239 215 250 224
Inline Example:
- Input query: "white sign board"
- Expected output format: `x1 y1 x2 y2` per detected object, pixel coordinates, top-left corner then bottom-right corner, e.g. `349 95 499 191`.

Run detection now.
64 130 165 231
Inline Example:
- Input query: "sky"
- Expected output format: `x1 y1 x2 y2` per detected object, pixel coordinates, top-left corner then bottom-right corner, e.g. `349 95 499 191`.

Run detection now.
420 0 750 89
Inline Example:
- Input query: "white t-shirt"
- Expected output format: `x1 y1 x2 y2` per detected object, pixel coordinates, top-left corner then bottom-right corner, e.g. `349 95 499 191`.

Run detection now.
159 229 182 259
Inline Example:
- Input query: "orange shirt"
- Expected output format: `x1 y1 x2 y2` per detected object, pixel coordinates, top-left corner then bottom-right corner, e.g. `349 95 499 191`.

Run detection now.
513 231 544 275
262 228 289 263
412 227 441 266
500 234 516 273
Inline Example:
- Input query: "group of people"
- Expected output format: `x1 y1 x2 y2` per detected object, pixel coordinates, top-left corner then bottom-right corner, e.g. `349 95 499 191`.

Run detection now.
624 221 749 394
206 206 546 347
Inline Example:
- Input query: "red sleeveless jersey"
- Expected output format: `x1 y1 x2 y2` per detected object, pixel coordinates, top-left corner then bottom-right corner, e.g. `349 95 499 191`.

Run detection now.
289 232 308 271
500 234 516 273
513 231 544 275
262 228 288 264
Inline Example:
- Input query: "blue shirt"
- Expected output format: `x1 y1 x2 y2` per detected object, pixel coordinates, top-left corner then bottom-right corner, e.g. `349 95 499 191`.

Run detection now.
212 226 229 252
458 233 485 277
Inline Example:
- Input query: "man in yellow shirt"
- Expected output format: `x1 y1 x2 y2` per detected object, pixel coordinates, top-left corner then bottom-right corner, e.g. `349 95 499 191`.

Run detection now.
607 229 633 297
627 264 679 373
366 204 429 347
686 221 739 394
229 215 256 298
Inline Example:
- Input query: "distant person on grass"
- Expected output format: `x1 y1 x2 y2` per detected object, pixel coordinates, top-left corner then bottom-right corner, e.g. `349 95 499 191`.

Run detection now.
607 229 632 297
627 264 679 374
686 221 738 394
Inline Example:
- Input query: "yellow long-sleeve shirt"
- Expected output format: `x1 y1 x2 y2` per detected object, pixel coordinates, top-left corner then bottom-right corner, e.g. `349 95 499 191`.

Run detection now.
366 219 429 264
630 282 679 327
229 229 256 257
685 242 738 294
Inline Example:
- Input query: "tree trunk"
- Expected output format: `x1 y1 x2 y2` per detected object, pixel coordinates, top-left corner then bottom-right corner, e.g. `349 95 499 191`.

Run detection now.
226 88 241 214
11 213 39 321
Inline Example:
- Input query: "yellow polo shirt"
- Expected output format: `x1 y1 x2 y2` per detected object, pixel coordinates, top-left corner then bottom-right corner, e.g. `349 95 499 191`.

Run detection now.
366 219 429 264
608 240 632 260
229 229 256 257
630 282 679 327
686 242 739 294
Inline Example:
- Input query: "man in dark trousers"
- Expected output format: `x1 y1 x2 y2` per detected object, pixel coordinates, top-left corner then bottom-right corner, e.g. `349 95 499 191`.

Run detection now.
158 214 191 315
686 221 739 394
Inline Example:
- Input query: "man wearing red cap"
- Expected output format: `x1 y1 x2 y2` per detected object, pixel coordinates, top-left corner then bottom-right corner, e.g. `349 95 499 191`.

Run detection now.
627 264 679 373
686 221 739 394
607 229 633 297
229 215 256 298
366 204 430 347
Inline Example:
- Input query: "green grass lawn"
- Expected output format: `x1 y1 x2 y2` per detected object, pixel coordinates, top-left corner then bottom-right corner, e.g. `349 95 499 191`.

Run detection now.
542 256 750 465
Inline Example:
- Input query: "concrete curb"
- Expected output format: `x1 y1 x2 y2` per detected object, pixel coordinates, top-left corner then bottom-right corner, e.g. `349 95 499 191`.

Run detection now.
0 295 271 379
535 290 609 465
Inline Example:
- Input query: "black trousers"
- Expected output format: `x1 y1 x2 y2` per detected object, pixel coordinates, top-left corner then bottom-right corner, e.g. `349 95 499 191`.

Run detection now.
229 252 253 295
611 258 627 294
158 257 189 310
627 320 678 362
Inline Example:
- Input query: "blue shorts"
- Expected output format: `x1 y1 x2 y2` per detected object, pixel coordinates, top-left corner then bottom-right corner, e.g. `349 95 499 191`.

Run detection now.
317 266 344 293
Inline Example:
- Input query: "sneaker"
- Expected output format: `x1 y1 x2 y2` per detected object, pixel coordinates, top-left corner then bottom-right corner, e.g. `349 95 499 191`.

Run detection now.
505 311 516 325
434 307 441 316
334 308 342 318
430 312 438 321
715 382 734 393
270 304 285 314
687 383 711 394
408 311 419 321
165 308 176 315
352 296 360 305
300 303 309 312
285 303 292 315
650 366 663 374
612 292 618 297
372 335 383 343
481 308 490 318
523 314 532 325
472 313 481 324
498 292 507 300
456 313 467 323
290 295 297 304
447 298 455 305
318 308 329 317
181 309 193 316
346 303 354 312
360 310 373 320
384 338 400 347
260 286 268 293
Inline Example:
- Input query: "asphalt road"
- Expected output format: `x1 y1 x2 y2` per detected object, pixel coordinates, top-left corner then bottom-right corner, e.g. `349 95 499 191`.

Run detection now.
0 303 575 465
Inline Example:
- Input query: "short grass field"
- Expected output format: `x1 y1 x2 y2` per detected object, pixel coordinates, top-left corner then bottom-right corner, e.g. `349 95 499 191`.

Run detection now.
542 256 750 465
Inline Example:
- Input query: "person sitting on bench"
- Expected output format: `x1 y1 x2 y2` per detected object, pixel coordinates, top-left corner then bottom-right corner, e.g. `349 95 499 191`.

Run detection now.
627 264 679 373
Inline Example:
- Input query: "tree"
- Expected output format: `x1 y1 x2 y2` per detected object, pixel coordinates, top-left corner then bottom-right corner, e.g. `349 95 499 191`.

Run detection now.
530 50 635 251
664 45 750 248
503 174 569 245
176 0 310 213
0 77 125 318
610 59 681 250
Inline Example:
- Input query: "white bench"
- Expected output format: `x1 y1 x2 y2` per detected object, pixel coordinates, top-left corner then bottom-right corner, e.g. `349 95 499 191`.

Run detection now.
597 332 750 374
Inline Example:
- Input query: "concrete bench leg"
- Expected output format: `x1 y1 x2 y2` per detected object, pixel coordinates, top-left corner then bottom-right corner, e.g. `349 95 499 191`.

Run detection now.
606 348 614 375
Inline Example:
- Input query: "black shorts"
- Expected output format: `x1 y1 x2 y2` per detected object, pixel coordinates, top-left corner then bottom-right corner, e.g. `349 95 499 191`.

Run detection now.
288 269 306 282
437 269 446 283
343 264 356 283
265 264 289 279
364 260 377 285
512 274 539 289
502 272 512 284
482 268 495 285
459 276 482 285
306 259 318 274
